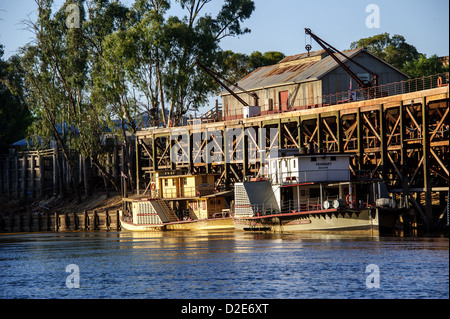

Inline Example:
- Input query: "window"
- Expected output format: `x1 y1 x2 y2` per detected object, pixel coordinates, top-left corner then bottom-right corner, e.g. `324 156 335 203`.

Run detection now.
331 156 336 161
164 179 168 187
311 157 317 162
268 98 274 111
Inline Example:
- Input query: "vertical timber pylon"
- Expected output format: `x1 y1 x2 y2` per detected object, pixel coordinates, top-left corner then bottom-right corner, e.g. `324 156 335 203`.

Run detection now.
135 86 449 231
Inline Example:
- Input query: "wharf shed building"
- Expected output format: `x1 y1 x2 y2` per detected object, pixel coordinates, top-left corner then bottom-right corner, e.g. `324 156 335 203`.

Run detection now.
222 48 409 120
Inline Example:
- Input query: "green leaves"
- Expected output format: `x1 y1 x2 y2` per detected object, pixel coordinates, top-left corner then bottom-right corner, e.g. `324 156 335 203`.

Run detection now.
350 33 420 71
11 0 255 193
349 33 447 78
402 54 448 78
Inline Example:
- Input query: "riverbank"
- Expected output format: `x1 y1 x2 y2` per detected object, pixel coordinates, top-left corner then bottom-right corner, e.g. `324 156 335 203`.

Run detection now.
0 193 123 233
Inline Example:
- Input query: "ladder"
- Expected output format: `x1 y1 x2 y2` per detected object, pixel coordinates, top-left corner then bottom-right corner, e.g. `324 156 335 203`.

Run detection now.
153 199 179 223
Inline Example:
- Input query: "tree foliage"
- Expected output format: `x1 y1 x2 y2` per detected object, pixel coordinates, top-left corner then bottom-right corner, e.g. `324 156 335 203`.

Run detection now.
350 33 420 71
350 32 448 78
0 45 33 152
402 54 448 78
15 0 255 197
218 50 285 85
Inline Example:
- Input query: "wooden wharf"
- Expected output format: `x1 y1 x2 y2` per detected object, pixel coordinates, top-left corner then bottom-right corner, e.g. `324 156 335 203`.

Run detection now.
135 85 449 231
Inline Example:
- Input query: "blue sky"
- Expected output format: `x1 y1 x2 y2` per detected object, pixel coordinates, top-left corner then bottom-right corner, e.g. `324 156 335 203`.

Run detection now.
0 0 448 59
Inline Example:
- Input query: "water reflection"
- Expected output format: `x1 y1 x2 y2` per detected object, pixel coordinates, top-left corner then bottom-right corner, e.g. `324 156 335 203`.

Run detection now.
0 230 448 299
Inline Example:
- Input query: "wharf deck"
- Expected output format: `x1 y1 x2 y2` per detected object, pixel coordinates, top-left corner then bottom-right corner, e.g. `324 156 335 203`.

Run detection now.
135 86 449 230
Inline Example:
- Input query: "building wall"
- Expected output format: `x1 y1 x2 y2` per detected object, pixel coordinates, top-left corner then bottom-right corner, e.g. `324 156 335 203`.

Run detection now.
222 51 408 119
321 51 408 97
223 80 322 119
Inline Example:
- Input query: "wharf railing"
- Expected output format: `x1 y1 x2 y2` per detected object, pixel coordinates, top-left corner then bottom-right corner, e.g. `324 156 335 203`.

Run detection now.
221 72 449 120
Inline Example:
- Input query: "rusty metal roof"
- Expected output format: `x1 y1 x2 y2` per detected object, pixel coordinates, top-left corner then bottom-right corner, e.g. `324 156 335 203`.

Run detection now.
223 48 362 94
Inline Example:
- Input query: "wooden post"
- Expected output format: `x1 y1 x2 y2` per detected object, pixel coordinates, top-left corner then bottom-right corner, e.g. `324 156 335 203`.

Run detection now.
105 211 110 230
316 114 322 153
21 154 26 198
30 154 35 198
53 145 58 196
84 210 88 230
297 116 303 153
422 97 432 230
223 128 229 186
278 118 282 150
379 104 387 182
151 134 157 172
399 101 409 207
356 108 364 172
54 212 59 232
135 137 140 195
39 154 44 198
336 111 343 153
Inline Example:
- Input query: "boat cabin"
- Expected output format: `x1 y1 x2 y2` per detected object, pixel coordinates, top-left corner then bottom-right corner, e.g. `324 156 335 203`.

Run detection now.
265 153 351 185
155 173 232 220
235 154 356 217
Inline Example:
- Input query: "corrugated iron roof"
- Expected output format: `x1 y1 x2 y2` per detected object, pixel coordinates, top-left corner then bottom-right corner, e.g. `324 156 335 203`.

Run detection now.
277 49 326 63
222 48 362 94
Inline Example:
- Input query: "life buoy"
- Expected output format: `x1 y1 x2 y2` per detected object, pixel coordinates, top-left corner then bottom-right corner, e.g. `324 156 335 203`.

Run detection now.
346 194 356 205
150 183 156 191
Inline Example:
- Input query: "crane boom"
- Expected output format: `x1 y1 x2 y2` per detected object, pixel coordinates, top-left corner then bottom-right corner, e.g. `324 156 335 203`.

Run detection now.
305 28 378 88
197 61 259 107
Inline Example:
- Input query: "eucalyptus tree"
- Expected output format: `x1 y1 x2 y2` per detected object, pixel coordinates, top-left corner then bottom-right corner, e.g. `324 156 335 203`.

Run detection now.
19 0 256 198
21 0 128 198
20 0 88 200
164 0 255 126
103 0 255 128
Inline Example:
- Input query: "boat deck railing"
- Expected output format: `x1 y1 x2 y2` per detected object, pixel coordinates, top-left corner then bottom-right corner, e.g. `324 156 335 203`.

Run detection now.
247 196 343 217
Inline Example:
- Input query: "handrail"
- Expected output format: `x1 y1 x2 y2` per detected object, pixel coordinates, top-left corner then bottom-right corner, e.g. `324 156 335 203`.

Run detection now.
221 72 449 120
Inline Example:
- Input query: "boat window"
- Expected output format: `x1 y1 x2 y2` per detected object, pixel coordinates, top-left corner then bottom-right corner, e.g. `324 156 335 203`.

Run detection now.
331 156 336 161
311 157 317 162
164 179 168 186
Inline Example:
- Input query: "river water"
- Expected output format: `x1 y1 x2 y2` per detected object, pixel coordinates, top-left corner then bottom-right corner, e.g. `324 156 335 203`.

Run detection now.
0 230 448 300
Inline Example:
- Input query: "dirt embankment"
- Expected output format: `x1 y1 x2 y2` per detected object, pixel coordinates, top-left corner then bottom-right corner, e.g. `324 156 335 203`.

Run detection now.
0 192 123 216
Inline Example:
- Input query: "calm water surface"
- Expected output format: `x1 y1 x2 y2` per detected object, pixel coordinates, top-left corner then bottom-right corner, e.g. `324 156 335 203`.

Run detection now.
0 231 448 299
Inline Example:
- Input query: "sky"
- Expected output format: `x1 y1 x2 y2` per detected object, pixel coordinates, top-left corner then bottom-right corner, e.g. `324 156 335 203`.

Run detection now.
0 0 449 59
218 0 449 58
0 0 448 111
